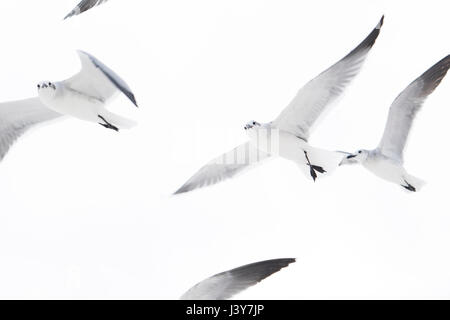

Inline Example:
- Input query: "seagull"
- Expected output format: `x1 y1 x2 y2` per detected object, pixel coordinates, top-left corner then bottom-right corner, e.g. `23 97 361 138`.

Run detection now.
174 16 384 194
0 50 138 162
180 258 295 300
340 55 450 192
64 0 109 20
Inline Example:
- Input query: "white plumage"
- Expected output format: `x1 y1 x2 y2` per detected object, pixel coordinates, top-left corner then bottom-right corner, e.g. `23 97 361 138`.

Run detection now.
341 55 450 191
175 16 384 194
0 50 138 162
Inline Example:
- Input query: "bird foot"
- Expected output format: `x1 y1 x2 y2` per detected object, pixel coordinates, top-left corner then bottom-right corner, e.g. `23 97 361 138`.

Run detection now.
98 115 119 132
401 180 416 192
304 151 327 182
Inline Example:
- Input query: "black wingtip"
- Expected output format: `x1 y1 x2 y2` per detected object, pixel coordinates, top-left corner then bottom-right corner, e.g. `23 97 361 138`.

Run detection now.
366 14 384 44
418 54 450 95
342 15 384 61
278 258 296 265
377 15 384 29
437 54 450 66
129 93 139 108
229 258 296 281
81 50 140 109
268 258 297 270
240 258 296 271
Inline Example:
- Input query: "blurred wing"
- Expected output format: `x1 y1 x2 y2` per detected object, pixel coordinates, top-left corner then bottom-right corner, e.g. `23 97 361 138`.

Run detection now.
378 55 450 162
180 258 296 300
273 16 384 140
174 142 271 194
64 51 138 107
0 98 62 161
64 0 109 19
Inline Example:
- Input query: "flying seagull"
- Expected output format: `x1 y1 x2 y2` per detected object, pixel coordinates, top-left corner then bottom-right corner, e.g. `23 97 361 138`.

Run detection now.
180 258 295 300
340 55 450 192
0 50 138 162
174 16 384 194
64 0 109 20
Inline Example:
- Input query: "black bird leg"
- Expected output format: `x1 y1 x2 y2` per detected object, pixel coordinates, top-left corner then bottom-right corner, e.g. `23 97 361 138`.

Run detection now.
304 151 326 182
98 115 119 132
401 180 416 192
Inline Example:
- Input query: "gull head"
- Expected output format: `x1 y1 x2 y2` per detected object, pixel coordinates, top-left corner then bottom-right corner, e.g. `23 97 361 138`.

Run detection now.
37 81 58 102
37 81 57 91
244 120 261 132
37 81 58 96
344 149 369 164
244 120 262 139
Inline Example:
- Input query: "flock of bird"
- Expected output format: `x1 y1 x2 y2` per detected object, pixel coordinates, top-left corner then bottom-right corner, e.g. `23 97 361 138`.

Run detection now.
0 1 449 299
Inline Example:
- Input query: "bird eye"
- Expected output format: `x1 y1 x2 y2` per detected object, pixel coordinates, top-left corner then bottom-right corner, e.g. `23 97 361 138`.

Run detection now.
358 151 362 154
253 121 256 125
37 84 40 88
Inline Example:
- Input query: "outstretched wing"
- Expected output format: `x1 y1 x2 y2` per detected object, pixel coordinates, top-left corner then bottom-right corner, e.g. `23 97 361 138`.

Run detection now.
273 16 384 140
174 142 271 194
378 55 450 162
64 51 138 107
180 258 296 300
64 0 109 20
0 98 62 162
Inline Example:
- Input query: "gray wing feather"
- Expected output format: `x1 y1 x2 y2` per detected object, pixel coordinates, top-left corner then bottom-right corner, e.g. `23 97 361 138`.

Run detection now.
378 55 450 162
174 142 271 195
64 0 109 19
180 258 296 300
81 51 138 107
0 98 62 162
64 51 138 107
273 16 383 140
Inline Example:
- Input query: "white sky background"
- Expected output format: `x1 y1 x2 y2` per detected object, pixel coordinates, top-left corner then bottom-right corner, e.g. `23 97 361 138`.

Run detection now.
0 0 448 299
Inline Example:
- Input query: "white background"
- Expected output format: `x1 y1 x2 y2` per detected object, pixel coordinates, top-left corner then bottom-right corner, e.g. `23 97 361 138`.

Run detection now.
0 0 449 299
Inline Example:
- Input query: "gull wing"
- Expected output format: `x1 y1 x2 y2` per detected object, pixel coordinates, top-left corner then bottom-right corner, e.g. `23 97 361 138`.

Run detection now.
174 142 271 194
64 0 109 20
180 258 296 300
273 16 383 140
63 51 138 107
0 98 62 162
378 55 450 162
